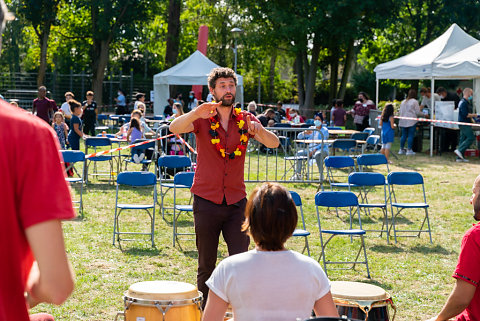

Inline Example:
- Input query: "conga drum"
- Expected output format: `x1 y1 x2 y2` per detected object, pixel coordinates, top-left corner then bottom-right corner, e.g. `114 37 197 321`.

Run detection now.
115 281 203 321
330 281 396 321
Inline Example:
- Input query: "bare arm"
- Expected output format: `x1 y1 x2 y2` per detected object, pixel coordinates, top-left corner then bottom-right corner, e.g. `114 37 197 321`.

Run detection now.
426 279 476 321
246 115 280 148
170 101 221 134
202 290 228 321
313 291 340 318
390 116 395 128
73 123 84 138
25 220 74 308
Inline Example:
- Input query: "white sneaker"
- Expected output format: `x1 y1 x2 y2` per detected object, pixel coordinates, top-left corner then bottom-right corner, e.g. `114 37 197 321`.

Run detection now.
406 149 416 155
398 149 406 155
454 149 464 160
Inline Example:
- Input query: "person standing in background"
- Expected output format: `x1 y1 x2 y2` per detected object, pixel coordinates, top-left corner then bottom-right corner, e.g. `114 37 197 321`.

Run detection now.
187 90 198 111
134 93 145 109
398 88 422 156
32 86 57 124
454 88 477 162
82 91 97 136
115 89 127 115
60 92 74 122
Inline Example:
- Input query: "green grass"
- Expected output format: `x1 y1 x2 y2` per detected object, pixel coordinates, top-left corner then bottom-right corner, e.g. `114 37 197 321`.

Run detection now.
31 139 480 320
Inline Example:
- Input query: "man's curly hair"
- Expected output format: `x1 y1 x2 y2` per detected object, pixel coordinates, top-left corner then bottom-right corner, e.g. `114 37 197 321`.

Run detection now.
208 67 237 89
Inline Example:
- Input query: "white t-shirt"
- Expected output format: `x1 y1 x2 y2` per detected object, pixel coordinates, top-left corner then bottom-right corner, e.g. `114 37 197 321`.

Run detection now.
60 102 72 117
206 249 331 321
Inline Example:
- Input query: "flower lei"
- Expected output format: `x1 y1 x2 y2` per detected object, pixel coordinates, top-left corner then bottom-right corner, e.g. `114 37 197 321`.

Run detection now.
209 107 248 159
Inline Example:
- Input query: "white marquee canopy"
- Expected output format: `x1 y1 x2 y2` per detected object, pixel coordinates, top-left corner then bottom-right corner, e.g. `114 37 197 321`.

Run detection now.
153 50 244 115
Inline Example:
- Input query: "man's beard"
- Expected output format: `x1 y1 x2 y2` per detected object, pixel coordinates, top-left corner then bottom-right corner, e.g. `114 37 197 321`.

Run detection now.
215 93 236 107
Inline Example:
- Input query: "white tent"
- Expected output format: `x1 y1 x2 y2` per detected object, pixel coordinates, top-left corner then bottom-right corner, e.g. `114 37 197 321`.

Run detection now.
374 23 479 156
153 50 244 115
434 42 480 78
374 23 478 80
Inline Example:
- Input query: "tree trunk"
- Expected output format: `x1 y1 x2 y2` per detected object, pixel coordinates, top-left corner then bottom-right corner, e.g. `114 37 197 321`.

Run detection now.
295 52 305 107
303 34 321 116
328 45 339 103
36 23 51 87
92 39 110 106
165 0 181 68
268 48 277 101
338 38 355 99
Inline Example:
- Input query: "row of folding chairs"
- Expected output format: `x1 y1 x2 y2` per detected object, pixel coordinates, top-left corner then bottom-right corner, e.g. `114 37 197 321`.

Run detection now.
324 154 432 244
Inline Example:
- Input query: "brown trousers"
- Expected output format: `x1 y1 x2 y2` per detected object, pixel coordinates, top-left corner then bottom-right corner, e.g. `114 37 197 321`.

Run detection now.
193 195 250 308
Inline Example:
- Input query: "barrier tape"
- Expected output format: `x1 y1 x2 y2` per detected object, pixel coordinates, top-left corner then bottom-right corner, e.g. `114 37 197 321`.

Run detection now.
85 134 174 159
175 134 197 154
376 115 480 128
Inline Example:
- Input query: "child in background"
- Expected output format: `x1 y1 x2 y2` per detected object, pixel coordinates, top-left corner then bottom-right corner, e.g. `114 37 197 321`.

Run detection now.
52 111 69 149
380 103 395 163
126 117 143 143
68 100 86 150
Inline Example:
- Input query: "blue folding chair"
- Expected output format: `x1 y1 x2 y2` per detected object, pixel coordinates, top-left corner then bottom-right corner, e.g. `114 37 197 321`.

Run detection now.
61 150 85 217
349 172 389 243
173 172 195 247
113 171 157 247
124 139 156 171
315 191 370 278
289 191 310 256
84 137 114 183
365 135 381 153
387 172 432 243
331 139 357 155
327 126 342 130
324 156 358 190
363 127 375 136
157 155 192 218
356 153 390 173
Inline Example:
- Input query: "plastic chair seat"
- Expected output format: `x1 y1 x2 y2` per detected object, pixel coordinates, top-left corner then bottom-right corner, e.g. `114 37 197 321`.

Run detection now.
322 229 366 235
117 203 155 210
125 159 152 165
175 204 193 212
392 202 429 208
89 155 113 161
293 229 310 237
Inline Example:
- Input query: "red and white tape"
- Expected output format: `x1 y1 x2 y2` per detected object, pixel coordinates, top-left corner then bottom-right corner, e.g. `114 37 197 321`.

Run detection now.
85 134 174 159
377 115 480 128
175 134 197 154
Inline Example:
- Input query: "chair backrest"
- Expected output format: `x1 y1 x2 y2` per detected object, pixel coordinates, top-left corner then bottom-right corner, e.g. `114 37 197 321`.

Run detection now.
158 155 192 169
117 171 157 186
173 171 195 187
324 156 355 169
363 127 375 136
305 118 314 125
350 132 369 141
327 126 342 130
61 150 85 163
131 140 156 154
357 154 387 167
289 191 302 206
365 135 379 145
315 191 358 207
332 139 357 151
349 172 385 187
85 137 112 147
154 115 164 120
387 171 424 185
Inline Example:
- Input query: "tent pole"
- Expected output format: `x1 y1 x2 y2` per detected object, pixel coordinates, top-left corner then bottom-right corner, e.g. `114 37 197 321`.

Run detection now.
430 78 435 157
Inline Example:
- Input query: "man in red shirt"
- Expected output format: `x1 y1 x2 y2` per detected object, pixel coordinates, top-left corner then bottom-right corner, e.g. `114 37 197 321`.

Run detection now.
32 86 57 123
426 174 480 321
170 67 279 306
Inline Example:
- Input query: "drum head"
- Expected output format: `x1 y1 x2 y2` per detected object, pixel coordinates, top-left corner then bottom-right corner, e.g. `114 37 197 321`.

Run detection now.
331 281 388 301
126 281 200 300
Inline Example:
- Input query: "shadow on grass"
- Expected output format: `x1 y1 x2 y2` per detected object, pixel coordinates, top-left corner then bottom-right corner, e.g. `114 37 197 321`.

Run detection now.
410 244 454 255
369 244 405 253
123 246 162 256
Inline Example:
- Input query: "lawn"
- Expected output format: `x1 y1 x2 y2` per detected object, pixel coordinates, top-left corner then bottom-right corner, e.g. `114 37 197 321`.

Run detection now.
31 139 479 321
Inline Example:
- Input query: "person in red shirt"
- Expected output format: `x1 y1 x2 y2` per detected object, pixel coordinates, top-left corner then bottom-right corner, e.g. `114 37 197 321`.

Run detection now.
169 67 279 307
32 86 57 123
426 174 480 321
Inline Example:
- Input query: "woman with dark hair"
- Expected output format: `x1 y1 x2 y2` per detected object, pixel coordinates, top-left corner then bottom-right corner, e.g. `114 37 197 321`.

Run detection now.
352 92 376 131
202 182 338 321
380 103 395 162
398 88 422 155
